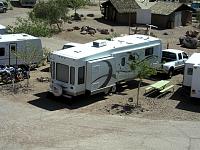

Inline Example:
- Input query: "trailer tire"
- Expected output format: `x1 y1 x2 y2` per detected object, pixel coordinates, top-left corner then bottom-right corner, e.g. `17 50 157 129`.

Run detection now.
168 68 174 79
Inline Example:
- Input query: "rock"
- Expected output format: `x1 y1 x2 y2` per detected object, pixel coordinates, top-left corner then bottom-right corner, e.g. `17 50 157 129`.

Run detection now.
163 32 168 35
87 13 94 17
67 28 73 32
80 31 87 35
88 29 96 35
100 29 109 35
179 36 186 45
68 20 72 24
73 26 80 30
110 28 114 32
182 36 198 49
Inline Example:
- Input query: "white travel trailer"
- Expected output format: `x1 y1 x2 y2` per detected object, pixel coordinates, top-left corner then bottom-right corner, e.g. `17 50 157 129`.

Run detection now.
0 24 6 34
0 33 43 66
49 34 162 98
183 53 200 98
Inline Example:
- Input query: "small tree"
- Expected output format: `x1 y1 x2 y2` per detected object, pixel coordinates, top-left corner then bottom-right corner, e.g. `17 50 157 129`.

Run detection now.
29 0 69 31
129 55 157 106
68 0 87 15
13 42 43 87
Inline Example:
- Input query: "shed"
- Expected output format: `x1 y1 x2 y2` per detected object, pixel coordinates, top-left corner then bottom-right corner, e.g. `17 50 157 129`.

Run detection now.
150 2 194 28
101 0 194 28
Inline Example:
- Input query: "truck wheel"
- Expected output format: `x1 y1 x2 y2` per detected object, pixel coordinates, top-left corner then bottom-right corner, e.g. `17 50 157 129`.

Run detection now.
168 68 174 78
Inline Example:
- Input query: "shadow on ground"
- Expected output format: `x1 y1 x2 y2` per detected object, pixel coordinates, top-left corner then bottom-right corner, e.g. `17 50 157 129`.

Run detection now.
28 91 107 111
170 87 200 113
116 80 149 95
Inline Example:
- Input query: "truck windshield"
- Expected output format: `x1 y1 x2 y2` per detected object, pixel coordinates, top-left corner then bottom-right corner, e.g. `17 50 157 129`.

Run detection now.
162 51 176 62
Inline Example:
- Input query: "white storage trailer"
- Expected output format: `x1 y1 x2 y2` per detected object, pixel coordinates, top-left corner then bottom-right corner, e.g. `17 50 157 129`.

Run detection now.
183 53 200 98
0 33 43 66
49 34 162 98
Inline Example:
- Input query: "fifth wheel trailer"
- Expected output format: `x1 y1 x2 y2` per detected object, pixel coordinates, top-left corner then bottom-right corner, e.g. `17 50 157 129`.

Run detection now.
183 53 200 98
49 34 162 98
0 33 43 66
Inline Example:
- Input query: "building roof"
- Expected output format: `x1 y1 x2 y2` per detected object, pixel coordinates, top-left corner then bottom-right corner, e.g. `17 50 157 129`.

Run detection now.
150 2 185 15
0 33 39 43
52 34 161 60
105 0 155 13
102 0 193 15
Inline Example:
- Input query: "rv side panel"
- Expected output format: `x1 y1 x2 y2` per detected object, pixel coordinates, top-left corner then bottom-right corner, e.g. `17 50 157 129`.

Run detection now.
86 57 116 94
191 65 200 98
183 63 194 87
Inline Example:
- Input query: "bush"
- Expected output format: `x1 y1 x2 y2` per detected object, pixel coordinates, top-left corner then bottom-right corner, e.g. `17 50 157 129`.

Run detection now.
7 17 52 37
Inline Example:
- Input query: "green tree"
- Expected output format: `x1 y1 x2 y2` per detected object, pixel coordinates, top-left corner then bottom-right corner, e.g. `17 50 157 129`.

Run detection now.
68 0 87 15
13 42 43 87
29 0 69 31
129 55 157 106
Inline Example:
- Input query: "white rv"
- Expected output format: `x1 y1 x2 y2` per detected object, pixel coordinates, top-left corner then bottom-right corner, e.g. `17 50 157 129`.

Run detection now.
0 24 6 34
49 34 162 98
183 53 200 98
0 33 43 66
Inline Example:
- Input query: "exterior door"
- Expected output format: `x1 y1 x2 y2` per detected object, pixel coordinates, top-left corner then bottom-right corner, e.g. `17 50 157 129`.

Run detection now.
9 43 17 66
115 53 131 81
174 11 182 27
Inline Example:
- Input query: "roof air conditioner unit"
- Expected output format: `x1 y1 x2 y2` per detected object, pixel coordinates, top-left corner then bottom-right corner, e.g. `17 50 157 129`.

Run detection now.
93 40 106 47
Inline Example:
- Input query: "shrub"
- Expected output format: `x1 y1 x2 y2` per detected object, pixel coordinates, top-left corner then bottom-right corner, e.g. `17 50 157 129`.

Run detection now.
7 17 52 37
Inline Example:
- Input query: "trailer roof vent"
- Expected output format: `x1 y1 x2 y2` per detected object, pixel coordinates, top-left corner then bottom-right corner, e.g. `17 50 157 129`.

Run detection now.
93 40 106 48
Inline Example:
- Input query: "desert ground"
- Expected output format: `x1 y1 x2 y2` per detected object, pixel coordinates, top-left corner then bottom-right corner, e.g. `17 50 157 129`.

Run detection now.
1 4 200 120
0 4 200 149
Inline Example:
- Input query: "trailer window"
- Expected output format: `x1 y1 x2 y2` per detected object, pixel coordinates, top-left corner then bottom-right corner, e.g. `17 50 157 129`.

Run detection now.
56 63 69 83
0 48 5 56
10 44 16 53
70 67 75 85
187 68 193 75
145 48 153 56
78 66 85 84
121 57 125 66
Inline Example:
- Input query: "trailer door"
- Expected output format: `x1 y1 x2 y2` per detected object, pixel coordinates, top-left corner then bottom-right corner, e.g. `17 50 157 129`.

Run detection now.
86 57 116 93
191 65 200 98
114 53 132 81
9 43 17 66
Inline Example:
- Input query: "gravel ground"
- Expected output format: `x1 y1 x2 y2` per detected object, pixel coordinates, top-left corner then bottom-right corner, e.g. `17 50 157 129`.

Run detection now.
0 5 200 121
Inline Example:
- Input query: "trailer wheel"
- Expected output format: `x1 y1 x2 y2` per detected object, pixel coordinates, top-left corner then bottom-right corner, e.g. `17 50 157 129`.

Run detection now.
168 68 174 79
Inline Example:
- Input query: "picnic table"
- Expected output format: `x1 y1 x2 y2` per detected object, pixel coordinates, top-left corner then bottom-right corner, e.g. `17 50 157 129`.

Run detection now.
149 80 170 90
145 80 174 97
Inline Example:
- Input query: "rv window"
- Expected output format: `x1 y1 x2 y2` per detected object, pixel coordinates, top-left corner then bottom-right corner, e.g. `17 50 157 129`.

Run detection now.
56 63 69 83
78 66 85 84
121 57 125 66
145 48 153 56
70 67 75 85
0 48 5 56
10 44 16 53
178 53 182 60
187 68 193 75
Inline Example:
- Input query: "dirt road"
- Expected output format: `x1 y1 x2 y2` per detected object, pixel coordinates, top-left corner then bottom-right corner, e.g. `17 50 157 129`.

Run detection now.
0 98 200 150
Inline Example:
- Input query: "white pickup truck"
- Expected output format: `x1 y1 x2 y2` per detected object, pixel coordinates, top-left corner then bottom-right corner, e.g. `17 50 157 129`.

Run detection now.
157 49 189 78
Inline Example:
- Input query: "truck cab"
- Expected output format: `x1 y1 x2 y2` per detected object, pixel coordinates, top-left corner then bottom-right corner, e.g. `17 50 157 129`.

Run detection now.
158 49 188 78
